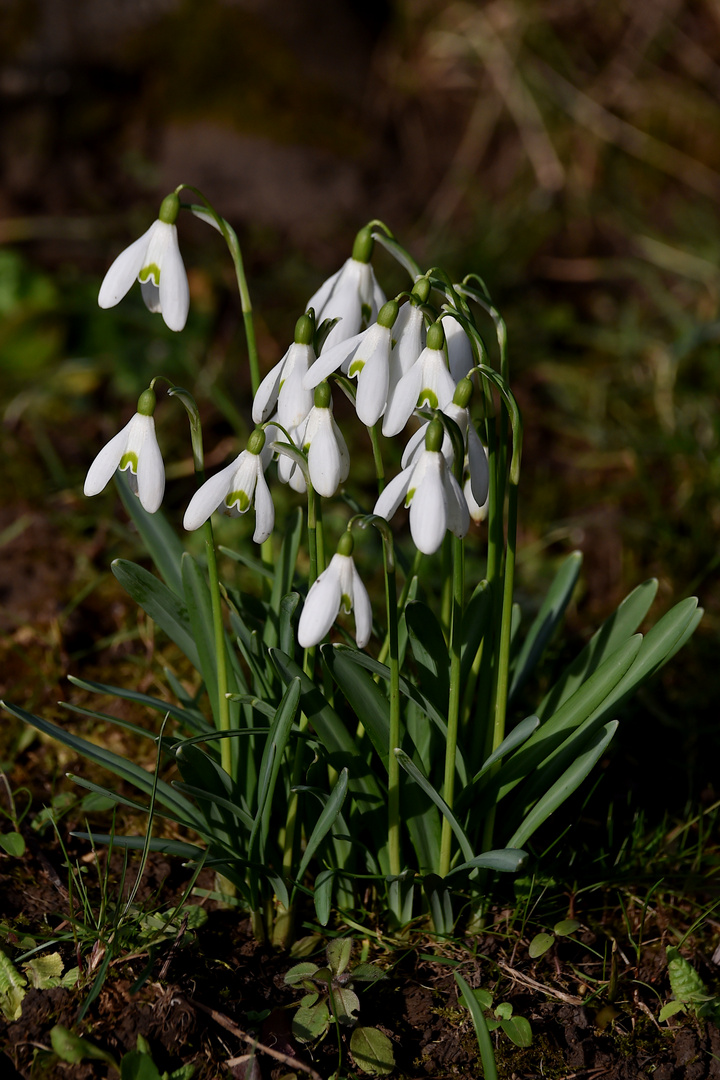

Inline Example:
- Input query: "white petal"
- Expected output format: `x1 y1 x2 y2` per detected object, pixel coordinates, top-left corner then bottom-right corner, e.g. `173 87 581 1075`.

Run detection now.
444 468 470 539
140 278 161 313
83 418 133 496
183 457 241 531
132 415 165 513
373 466 413 521
419 351 456 411
370 271 386 319
443 315 474 382
297 560 343 647
307 412 346 497
252 353 287 425
97 225 155 309
355 329 391 427
382 362 422 437
277 343 315 429
401 424 427 468
409 453 447 555
252 468 275 543
392 304 425 377
306 264 344 319
350 562 372 648
157 224 189 331
465 476 489 522
303 330 367 389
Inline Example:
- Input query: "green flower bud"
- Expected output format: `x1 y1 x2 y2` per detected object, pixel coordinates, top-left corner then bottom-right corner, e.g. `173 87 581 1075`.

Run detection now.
411 278 431 304
426 321 445 351
336 530 354 557
425 418 444 453
247 427 266 455
158 192 180 225
377 300 399 329
314 382 332 409
294 313 314 345
453 377 473 409
352 226 374 264
137 387 157 416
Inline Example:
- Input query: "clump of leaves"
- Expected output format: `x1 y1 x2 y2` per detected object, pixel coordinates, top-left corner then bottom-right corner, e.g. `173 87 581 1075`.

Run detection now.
0 949 79 1021
284 937 394 1075
528 919 580 959
457 983 532 1048
51 1027 195 1079
660 946 720 1025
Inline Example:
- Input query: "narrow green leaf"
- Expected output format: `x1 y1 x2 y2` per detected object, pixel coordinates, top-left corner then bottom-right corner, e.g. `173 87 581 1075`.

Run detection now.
218 545 274 581
313 869 334 926
406 601 450 714
507 721 618 848
269 508 303 629
115 470 184 595
455 972 499 1080
424 873 454 934
395 749 474 864
538 578 658 720
509 551 582 702
71 832 204 859
171 781 253 831
322 645 391 770
112 559 200 670
460 580 492 686
279 592 301 656
182 553 222 724
250 678 301 856
67 675 211 735
475 715 540 780
447 848 527 877
295 768 349 885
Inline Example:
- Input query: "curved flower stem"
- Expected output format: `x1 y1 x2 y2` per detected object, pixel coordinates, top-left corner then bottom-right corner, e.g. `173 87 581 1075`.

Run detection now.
439 532 465 878
169 385 232 777
307 482 319 588
180 187 260 395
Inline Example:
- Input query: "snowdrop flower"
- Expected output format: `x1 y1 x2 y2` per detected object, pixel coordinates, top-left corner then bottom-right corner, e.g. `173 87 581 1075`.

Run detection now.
98 193 189 332
374 419 469 555
276 383 350 497
382 320 456 437
183 428 274 543
298 532 372 649
84 388 164 513
308 226 385 353
442 313 475 382
401 379 489 511
252 313 315 431
304 300 399 427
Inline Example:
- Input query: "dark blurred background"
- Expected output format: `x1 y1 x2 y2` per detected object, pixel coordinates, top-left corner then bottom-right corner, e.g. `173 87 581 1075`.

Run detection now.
1 0 719 829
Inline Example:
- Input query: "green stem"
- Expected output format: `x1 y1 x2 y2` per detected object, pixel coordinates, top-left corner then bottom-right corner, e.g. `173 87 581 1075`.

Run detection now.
369 423 385 493
307 482 318 587
383 535 401 878
439 532 464 878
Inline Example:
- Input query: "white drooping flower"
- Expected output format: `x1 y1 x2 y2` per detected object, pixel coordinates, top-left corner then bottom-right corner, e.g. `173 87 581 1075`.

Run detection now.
382 320 456 437
374 420 469 555
252 313 315 431
183 428 274 543
98 193 189 332
401 382 489 512
297 535 372 649
275 383 350 497
308 226 385 353
304 300 400 427
442 313 475 382
84 388 164 513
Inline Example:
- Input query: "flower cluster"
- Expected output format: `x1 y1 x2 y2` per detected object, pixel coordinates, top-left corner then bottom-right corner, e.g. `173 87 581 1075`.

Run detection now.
88 205 491 650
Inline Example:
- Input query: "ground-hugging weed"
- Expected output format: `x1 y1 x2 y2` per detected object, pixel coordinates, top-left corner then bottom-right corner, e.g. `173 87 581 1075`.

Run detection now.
660 945 720 1024
50 1026 195 1079
284 937 394 1075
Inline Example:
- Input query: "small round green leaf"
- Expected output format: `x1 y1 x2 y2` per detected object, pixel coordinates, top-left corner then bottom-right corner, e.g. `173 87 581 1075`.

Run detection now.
0 833 25 857
499 1015 532 1047
529 933 555 959
350 1026 395 1075
554 919 580 937
292 1001 329 1044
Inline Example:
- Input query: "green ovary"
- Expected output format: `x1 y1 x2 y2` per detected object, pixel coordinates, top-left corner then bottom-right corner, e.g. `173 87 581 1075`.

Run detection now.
417 389 438 409
226 490 250 512
139 263 161 285
119 452 139 473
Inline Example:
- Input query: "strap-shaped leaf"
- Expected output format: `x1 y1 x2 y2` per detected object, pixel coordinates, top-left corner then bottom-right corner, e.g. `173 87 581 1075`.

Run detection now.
538 578 659 719
72 832 204 859
509 551 582 703
321 646 391 771
423 873 454 934
395 749 474 865
406 602 450 715
218 546 274 581
2 702 205 831
268 509 303 642
115 470 184 595
460 580 493 686
250 678 301 857
313 868 334 926
474 715 540 781
175 743 243 846
455 973 499 1080
279 593 301 656
112 559 200 671
448 847 527 877
172 781 253 832
295 768 349 885
506 720 618 848
67 675 211 735
59 701 181 748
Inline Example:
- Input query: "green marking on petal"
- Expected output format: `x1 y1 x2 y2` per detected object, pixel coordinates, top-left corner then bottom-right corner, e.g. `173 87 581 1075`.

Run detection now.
119 452 139 473
139 263 161 285
405 487 416 506
417 389 438 409
226 490 250 512
361 302 372 324
341 593 353 614
349 359 365 377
